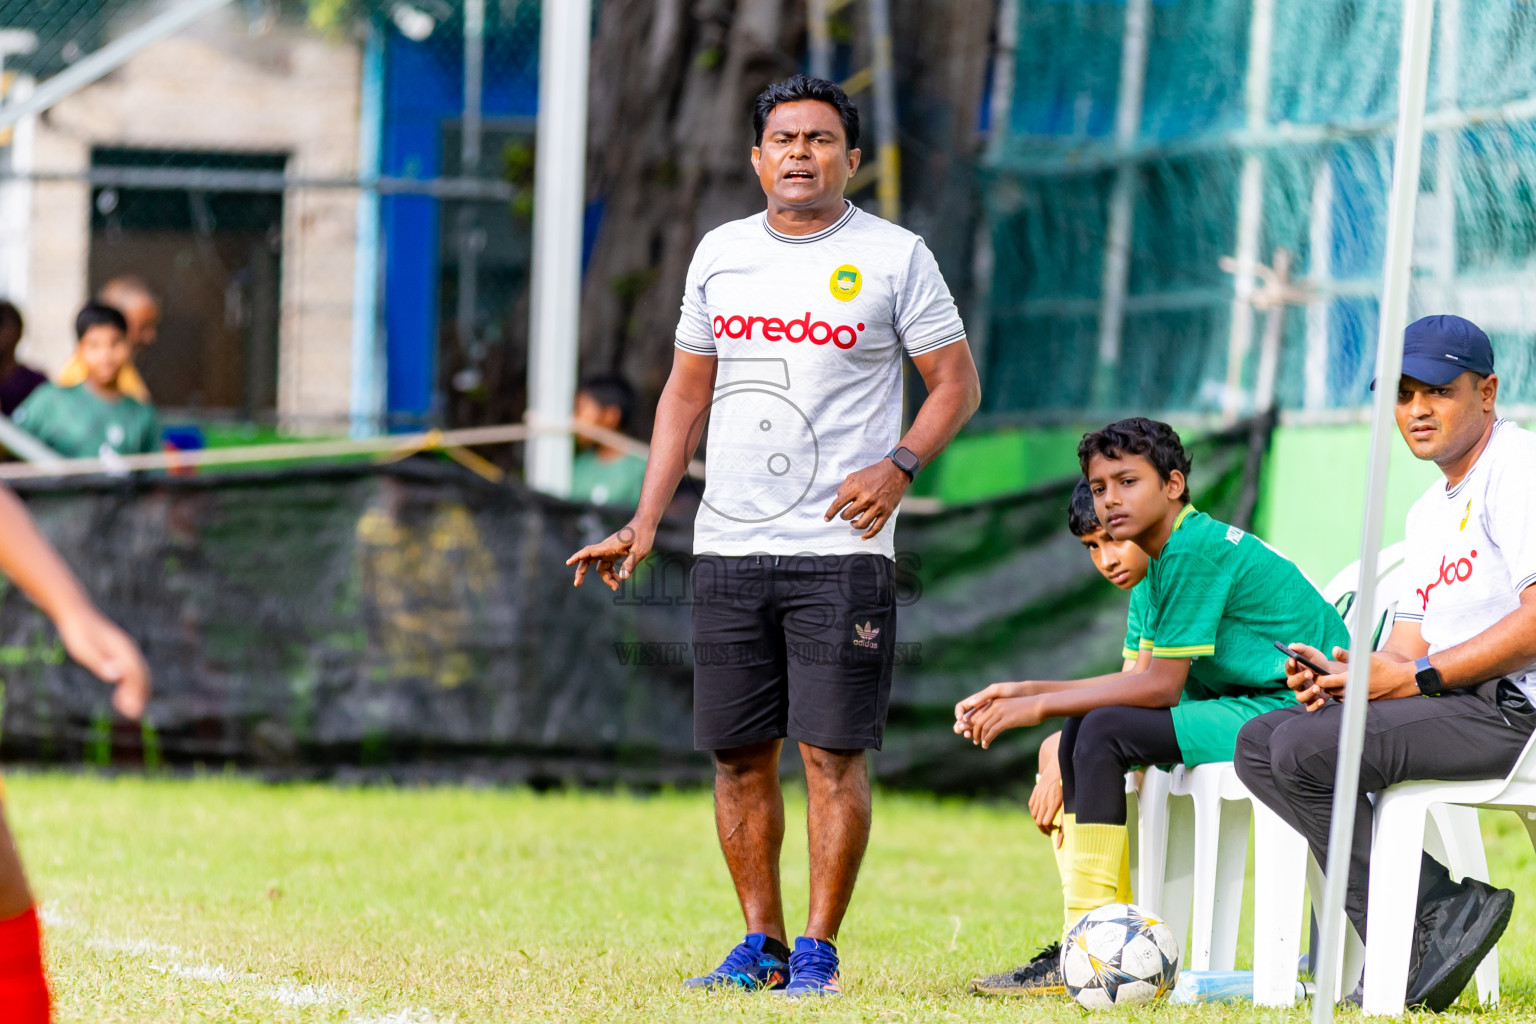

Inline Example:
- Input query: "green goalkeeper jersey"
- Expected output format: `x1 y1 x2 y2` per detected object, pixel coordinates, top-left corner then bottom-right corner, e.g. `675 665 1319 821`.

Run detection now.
1141 506 1349 765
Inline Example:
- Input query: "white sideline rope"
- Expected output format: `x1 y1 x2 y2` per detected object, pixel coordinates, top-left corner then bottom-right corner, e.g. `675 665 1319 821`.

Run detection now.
0 416 951 512
0 423 531 480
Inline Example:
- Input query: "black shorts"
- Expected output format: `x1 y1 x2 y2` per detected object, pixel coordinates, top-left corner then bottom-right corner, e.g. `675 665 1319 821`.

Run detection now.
690 553 897 752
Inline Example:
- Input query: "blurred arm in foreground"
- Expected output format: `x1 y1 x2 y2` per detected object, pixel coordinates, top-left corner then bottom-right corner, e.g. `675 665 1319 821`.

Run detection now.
0 483 151 1022
0 487 149 719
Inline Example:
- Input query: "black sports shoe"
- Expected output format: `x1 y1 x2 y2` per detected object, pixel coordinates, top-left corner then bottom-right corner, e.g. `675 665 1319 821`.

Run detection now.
969 943 1064 997
1405 877 1513 1012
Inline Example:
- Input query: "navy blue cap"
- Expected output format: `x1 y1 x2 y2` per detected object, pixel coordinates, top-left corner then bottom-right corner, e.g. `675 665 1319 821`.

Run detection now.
1372 314 1495 390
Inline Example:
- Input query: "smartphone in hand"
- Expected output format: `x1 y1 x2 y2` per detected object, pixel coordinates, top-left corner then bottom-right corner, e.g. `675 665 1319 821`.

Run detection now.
1273 640 1335 677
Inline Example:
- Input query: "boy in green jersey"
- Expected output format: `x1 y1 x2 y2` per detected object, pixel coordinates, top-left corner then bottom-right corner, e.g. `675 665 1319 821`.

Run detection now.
955 418 1347 977
14 304 159 461
970 479 1153 997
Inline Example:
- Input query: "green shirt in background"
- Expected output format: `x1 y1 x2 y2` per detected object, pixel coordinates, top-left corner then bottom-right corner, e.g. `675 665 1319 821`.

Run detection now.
14 383 160 460
570 451 647 508
1142 506 1350 765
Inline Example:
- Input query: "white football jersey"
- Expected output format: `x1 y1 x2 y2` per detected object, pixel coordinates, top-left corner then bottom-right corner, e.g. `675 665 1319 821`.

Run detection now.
1396 418 1536 701
674 200 966 558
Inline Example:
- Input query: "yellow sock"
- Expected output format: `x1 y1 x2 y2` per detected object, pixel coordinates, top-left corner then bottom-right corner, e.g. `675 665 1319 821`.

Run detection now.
1064 822 1128 934
1058 812 1076 932
1116 831 1133 903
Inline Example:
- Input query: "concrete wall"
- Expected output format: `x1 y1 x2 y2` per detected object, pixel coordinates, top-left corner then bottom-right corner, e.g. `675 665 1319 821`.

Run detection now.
22 8 361 428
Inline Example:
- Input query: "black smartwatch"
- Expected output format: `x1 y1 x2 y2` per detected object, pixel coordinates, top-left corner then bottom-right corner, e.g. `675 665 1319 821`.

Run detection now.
886 446 920 480
1414 655 1444 697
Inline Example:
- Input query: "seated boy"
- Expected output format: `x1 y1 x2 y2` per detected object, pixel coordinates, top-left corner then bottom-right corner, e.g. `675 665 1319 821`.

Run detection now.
15 304 159 460
970 478 1152 997
956 417 1349 988
570 373 648 507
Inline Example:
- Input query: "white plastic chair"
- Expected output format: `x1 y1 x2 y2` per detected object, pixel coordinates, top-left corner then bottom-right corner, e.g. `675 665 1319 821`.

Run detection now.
1321 541 1408 651
1358 744 1532 1014
1129 766 1193 950
1121 544 1414 1005
1318 543 1498 1013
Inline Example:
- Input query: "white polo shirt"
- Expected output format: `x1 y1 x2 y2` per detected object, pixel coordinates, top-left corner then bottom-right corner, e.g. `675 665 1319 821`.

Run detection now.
1396 418 1536 701
674 200 966 558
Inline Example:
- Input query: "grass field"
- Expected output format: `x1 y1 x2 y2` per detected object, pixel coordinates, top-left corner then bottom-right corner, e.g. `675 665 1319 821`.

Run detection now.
10 771 1536 1022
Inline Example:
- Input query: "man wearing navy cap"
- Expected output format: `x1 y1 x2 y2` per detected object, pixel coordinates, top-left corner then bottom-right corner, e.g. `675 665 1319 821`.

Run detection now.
1236 314 1536 1011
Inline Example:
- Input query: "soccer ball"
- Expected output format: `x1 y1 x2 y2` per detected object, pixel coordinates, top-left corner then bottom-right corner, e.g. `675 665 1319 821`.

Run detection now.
1062 902 1180 1009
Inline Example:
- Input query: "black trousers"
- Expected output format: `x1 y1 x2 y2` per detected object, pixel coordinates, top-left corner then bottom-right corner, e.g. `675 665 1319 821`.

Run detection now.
1233 679 1536 939
1060 706 1183 825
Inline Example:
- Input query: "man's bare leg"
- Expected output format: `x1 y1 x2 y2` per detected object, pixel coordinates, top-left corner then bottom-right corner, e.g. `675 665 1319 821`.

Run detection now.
800 743 870 941
0 802 48 1023
0 810 32 919
714 740 788 943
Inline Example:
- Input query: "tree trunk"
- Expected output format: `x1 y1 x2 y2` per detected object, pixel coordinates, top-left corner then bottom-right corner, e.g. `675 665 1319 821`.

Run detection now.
473 0 998 440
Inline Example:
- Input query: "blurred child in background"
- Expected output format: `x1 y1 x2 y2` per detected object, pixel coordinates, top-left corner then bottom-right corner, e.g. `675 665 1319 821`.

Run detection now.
56 277 159 402
15 304 159 460
570 373 648 508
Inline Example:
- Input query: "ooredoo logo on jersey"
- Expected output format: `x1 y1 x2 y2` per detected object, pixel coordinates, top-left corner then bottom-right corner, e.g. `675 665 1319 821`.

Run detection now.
1416 549 1478 610
711 312 867 349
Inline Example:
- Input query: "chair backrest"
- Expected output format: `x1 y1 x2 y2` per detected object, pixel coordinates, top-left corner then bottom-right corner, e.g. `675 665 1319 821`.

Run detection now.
1321 542 1409 652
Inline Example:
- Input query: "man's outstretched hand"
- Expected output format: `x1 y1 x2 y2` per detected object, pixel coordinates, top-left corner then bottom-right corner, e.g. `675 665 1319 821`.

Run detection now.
566 521 655 591
55 605 150 720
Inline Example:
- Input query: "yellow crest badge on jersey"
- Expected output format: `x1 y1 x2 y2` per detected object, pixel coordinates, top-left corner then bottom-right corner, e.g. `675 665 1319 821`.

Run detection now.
1460 498 1472 531
829 264 862 301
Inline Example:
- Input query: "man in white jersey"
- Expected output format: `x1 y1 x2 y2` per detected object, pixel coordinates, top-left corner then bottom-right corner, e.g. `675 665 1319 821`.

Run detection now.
1235 315 1536 1012
566 75 979 997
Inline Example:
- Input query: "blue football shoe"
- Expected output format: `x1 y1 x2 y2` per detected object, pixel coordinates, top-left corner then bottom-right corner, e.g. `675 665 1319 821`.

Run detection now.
683 933 789 991
782 937 842 997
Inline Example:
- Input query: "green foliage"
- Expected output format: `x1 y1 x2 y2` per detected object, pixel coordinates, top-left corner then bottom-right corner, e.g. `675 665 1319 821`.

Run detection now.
85 708 110 767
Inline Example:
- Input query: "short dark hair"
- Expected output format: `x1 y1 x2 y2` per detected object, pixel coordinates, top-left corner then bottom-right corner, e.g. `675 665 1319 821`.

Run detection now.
0 300 21 350
1078 417 1193 504
1067 479 1102 537
578 373 637 432
75 302 128 340
753 74 860 150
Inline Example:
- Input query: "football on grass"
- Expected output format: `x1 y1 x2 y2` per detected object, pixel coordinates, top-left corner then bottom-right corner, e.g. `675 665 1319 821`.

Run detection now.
1062 902 1180 1009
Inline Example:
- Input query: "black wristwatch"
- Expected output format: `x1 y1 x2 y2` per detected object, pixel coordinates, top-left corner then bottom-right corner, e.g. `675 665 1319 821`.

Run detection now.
886 446 921 480
1414 656 1444 697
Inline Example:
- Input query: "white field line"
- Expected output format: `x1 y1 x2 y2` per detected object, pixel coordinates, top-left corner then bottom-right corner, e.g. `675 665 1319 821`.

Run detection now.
42 904 454 1022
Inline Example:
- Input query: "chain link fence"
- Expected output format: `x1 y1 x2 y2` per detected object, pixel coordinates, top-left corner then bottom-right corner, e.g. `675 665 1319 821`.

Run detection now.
0 0 539 435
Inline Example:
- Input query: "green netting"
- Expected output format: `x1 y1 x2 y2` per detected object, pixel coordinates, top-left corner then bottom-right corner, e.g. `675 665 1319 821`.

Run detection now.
984 0 1536 419
0 424 1256 794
